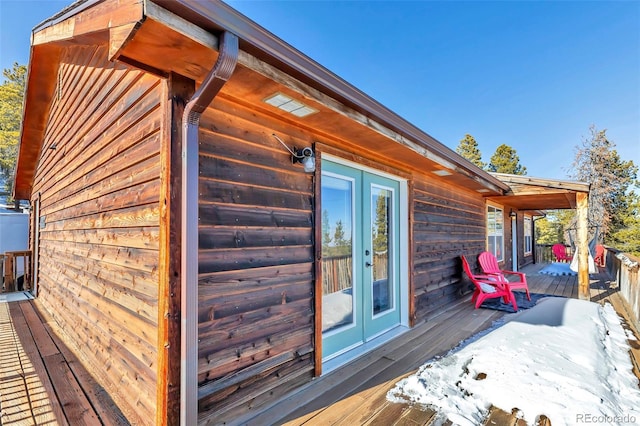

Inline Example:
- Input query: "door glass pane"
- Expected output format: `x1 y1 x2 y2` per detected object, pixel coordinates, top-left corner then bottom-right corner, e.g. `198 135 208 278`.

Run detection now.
371 187 392 315
321 175 354 333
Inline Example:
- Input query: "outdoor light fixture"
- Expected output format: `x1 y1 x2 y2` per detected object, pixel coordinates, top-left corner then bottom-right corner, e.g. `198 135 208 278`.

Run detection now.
272 133 316 173
510 209 517 218
263 92 318 118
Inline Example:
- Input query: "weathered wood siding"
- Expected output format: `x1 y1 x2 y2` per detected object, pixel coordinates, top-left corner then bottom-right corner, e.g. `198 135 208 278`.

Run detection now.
412 176 486 322
197 97 315 423
30 45 162 424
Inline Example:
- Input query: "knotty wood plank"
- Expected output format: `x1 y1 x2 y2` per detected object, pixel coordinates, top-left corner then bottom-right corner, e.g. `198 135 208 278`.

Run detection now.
339 376 413 425
156 72 193 426
19 301 98 425
35 302 135 426
361 401 406 425
18 300 59 358
391 404 437 426
43 352 100 425
0 302 36 425
7 303 69 425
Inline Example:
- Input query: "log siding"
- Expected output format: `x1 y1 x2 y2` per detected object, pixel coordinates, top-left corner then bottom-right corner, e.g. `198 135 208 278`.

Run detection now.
30 45 162 424
196 100 315 423
412 176 486 322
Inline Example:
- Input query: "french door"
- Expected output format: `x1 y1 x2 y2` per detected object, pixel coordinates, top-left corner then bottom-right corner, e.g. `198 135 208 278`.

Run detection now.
321 159 401 359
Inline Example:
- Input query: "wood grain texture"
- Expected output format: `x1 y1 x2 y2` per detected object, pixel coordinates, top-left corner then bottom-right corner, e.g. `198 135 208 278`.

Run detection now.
156 72 194 426
196 99 315 423
412 175 487 322
29 44 162 424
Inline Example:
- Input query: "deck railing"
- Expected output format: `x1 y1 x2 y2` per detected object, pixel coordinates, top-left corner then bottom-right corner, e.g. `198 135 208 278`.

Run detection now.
535 243 574 263
321 253 387 294
603 246 640 331
1 250 32 293
536 243 639 329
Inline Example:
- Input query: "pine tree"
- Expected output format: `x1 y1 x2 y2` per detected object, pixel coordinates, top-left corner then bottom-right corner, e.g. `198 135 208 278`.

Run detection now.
455 134 486 169
321 209 332 248
373 194 389 254
569 125 638 242
488 144 527 175
0 63 27 195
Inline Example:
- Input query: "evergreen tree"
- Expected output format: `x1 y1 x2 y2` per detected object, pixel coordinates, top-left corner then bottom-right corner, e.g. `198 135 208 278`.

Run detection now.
373 194 389 253
488 144 527 175
455 134 486 169
609 192 640 256
569 125 638 243
333 219 346 247
321 209 332 248
0 63 27 195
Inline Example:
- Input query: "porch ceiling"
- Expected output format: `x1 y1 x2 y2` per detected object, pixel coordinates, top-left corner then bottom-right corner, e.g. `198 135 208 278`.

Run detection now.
487 173 590 211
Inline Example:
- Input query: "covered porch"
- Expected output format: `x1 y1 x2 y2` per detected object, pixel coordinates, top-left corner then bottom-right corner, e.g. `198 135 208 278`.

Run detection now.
1 262 638 425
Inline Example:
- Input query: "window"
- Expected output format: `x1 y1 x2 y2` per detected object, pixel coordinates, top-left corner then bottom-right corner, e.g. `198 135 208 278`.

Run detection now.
487 204 504 261
524 216 532 255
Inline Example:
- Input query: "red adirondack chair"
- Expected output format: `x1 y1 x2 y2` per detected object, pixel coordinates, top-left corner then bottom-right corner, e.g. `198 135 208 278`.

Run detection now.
461 255 518 311
594 244 605 267
478 251 531 301
552 244 571 263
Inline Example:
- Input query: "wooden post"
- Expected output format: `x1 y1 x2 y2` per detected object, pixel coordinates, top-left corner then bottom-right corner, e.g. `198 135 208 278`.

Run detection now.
4 254 15 292
0 254 4 292
157 72 194 425
577 192 590 300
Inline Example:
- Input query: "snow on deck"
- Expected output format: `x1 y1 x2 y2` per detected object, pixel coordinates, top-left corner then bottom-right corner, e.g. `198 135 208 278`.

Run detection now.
388 298 640 425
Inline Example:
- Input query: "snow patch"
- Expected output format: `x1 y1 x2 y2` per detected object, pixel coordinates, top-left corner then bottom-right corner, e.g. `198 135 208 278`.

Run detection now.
388 298 640 425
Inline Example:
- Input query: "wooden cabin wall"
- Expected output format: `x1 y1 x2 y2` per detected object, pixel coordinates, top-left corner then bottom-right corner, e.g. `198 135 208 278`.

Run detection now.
412 175 486 322
196 96 315 423
29 45 162 424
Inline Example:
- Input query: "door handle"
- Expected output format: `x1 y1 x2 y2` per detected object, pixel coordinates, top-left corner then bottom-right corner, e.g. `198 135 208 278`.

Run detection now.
365 261 373 267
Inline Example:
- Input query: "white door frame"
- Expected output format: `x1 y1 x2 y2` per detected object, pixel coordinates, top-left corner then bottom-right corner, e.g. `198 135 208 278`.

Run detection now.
511 214 518 271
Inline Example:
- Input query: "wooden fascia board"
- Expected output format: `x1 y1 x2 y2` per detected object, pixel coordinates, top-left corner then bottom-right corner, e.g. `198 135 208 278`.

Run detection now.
14 0 145 200
13 43 62 200
32 0 144 46
234 50 505 195
492 173 590 194
151 0 509 195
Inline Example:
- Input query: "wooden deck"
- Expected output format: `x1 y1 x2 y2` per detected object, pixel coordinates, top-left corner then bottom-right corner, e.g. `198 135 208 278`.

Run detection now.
244 263 640 426
0 293 128 425
0 264 638 425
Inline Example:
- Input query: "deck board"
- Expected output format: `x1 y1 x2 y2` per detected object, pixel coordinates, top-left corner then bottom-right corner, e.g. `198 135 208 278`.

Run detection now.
2 302 67 425
251 264 640 426
1 264 638 425
0 299 128 426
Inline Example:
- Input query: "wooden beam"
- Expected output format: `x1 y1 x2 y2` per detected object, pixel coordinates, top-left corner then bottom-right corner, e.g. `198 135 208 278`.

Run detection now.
577 192 590 299
108 23 141 61
114 2 219 83
32 0 143 46
157 72 194 426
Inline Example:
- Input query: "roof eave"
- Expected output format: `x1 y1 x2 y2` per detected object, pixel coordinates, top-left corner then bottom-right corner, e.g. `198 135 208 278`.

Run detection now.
153 0 509 193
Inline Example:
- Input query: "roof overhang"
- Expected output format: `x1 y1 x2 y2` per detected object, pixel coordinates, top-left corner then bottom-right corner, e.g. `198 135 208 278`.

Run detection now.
14 0 508 200
487 173 590 211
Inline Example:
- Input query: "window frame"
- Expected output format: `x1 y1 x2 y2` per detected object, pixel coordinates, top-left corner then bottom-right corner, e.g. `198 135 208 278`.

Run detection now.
486 202 504 262
523 215 532 256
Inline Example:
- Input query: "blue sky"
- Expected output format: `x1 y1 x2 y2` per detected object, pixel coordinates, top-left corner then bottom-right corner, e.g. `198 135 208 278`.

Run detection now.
2 0 638 180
